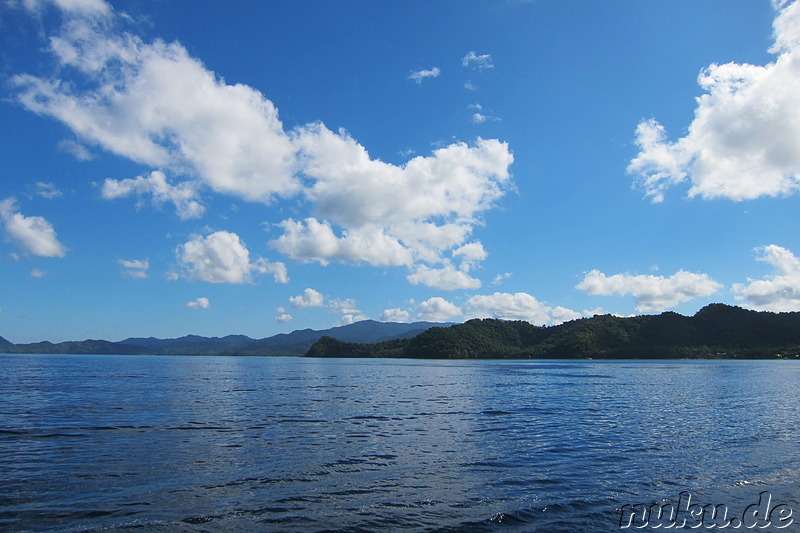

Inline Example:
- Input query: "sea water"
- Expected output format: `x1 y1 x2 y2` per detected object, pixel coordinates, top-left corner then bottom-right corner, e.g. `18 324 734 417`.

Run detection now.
1 355 799 531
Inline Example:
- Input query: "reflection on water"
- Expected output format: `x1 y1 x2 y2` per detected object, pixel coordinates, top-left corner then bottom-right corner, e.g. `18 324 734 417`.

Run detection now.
1 355 799 531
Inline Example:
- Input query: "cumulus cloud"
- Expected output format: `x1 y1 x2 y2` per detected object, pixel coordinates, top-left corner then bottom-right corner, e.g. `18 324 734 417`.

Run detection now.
275 309 293 323
417 297 462 322
380 308 410 323
12 2 515 289
408 67 441 84
0 197 66 257
576 269 722 313
279 125 512 280
175 230 287 284
629 1 800 202
30 268 46 278
14 8 299 203
186 296 210 309
732 244 800 311
407 264 482 290
289 288 324 308
339 314 367 325
118 258 148 278
465 291 552 325
101 171 205 220
462 51 493 70
550 306 583 325
272 218 413 267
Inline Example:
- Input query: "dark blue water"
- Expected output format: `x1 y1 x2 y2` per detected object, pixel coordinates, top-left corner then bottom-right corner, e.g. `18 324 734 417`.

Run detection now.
1 355 799 532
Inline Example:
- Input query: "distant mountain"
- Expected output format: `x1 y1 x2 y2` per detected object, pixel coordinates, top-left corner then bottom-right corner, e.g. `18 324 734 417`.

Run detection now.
1 339 147 355
119 334 256 355
305 304 800 359
0 320 452 356
236 320 451 355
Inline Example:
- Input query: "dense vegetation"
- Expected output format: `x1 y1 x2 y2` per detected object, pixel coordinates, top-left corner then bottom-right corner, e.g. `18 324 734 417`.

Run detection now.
305 304 800 359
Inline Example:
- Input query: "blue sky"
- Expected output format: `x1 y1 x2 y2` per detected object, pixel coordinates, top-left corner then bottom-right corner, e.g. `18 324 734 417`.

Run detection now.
2 0 800 343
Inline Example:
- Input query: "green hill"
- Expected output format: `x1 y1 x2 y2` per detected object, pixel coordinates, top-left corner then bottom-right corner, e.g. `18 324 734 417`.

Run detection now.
305 304 800 359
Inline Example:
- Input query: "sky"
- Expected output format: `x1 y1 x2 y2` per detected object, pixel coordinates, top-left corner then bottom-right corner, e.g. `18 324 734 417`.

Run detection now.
1 0 800 343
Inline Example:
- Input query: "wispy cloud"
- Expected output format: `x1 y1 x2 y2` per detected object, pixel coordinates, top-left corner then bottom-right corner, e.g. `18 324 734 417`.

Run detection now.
33 182 63 199
119 258 149 279
0 197 66 258
462 51 493 70
408 67 441 84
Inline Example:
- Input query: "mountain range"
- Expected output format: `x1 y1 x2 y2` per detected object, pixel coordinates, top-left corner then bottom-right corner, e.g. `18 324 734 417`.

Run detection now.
5 304 800 359
0 320 452 356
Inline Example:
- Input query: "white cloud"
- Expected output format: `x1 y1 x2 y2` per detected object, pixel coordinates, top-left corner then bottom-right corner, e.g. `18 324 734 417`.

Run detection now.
14 13 299 203
407 264 481 290
23 0 112 16
408 67 441 84
329 297 360 315
462 51 493 70
453 242 487 268
472 113 499 124
101 170 205 220
30 268 46 278
468 104 499 124
465 292 552 325
57 139 93 160
186 297 210 309
252 257 289 284
289 288 325 308
33 182 63 199
629 1 800 202
576 269 722 313
275 311 293 323
417 297 462 322
118 258 148 279
380 308 410 323
13 3 515 289
732 244 800 311
491 272 512 285
273 125 513 283
272 218 413 267
550 306 583 325
0 197 66 257
175 230 284 284
340 313 369 325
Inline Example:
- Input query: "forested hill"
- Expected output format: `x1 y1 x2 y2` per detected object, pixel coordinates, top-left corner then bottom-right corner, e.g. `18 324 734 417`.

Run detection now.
305 304 800 359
